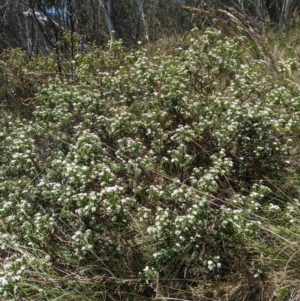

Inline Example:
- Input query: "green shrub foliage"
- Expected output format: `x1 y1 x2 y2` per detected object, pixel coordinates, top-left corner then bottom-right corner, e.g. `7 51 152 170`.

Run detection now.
0 28 299 299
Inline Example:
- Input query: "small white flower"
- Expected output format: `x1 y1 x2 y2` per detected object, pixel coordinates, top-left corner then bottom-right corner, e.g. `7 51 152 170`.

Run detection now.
45 255 51 261
143 266 149 272
0 276 8 286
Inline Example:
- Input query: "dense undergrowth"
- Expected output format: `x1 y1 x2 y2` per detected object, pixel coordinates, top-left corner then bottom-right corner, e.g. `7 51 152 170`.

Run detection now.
1 28 300 300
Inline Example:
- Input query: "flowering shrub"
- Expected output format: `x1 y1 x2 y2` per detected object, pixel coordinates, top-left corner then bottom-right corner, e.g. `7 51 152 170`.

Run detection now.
0 28 299 299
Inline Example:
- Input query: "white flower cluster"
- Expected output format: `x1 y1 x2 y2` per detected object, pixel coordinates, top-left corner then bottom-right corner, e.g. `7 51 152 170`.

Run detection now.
0 255 26 296
205 256 222 271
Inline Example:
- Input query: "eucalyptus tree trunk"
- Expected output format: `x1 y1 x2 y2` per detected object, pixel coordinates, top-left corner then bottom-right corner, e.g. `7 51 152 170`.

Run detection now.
98 0 114 41
265 0 293 25
280 0 294 25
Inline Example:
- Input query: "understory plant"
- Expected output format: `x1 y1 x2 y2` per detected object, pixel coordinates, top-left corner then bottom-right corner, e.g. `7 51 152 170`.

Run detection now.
0 28 300 300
